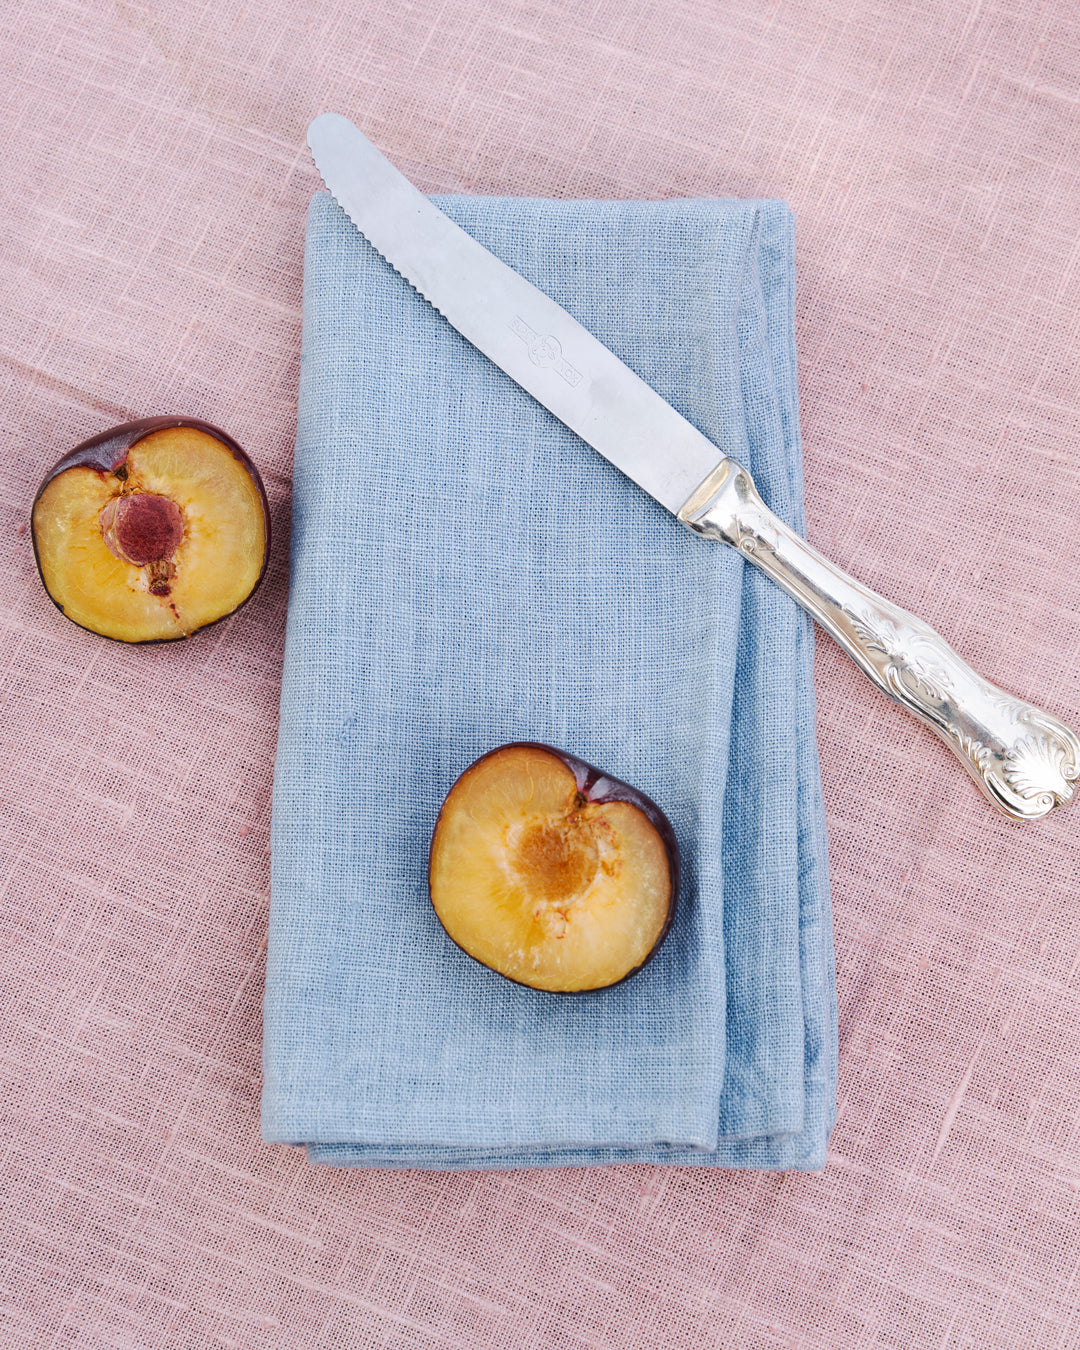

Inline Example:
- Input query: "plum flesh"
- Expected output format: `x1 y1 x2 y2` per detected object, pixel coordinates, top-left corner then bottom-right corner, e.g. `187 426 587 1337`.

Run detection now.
31 417 269 642
428 742 679 993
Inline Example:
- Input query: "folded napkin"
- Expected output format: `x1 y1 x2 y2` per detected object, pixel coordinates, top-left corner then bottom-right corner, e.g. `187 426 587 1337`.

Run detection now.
261 187 836 1170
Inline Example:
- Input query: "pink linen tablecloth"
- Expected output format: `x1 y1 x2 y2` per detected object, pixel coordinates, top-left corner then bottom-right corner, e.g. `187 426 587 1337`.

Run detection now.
2 1 1079 1346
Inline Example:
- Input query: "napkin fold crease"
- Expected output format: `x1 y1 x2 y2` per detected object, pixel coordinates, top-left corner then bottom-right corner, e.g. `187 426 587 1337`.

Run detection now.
262 189 836 1170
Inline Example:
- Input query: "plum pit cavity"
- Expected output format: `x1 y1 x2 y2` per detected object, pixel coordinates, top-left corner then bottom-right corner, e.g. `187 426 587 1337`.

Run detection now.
100 492 184 567
513 816 600 905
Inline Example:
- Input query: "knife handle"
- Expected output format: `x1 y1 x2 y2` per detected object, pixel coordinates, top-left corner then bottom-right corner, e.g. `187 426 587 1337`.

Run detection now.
678 458 1079 821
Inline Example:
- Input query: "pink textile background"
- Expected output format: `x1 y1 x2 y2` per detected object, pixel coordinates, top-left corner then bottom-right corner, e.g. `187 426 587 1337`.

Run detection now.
2 0 1079 1345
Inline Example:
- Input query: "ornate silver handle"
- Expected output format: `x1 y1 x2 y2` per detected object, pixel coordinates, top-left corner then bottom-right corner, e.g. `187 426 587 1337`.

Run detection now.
678 459 1080 821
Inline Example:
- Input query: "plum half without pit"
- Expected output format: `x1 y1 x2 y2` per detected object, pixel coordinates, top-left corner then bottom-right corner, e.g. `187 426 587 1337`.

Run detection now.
428 742 679 993
31 417 269 643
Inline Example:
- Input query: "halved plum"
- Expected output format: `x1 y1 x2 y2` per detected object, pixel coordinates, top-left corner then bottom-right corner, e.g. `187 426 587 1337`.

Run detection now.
428 742 679 993
31 417 269 642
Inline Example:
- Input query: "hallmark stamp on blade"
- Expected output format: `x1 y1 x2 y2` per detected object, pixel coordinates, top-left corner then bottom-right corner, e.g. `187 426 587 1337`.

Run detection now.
509 317 583 386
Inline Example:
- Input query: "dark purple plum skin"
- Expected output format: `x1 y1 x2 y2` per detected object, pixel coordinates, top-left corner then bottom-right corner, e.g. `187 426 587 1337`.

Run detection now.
429 741 681 994
31 416 271 644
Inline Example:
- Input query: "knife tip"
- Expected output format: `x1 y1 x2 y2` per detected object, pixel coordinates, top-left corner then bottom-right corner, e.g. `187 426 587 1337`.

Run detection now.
307 111 354 145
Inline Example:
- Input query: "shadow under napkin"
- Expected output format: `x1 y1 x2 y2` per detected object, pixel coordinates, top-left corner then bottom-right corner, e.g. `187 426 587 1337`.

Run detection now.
262 191 836 1170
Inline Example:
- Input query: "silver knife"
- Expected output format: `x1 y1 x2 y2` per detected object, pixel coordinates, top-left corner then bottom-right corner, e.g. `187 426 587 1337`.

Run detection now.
307 112 1079 822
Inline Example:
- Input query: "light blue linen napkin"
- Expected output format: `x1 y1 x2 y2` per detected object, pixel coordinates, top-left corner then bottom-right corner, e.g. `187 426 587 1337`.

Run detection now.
261 189 836 1170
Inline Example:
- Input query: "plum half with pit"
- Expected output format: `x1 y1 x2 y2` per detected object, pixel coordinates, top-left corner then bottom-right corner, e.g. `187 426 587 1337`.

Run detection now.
31 417 269 643
428 742 679 993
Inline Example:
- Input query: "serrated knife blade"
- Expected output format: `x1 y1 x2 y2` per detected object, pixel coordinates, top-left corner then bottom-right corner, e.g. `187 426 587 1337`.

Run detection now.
307 112 720 514
306 112 1079 821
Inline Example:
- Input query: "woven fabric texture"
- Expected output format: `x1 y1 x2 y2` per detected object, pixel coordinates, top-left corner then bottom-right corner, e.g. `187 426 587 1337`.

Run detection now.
3 0 1080 1346
263 190 834 1169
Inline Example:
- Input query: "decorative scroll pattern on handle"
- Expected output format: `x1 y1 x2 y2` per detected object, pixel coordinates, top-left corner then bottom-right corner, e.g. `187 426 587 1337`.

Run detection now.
677 459 1080 821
